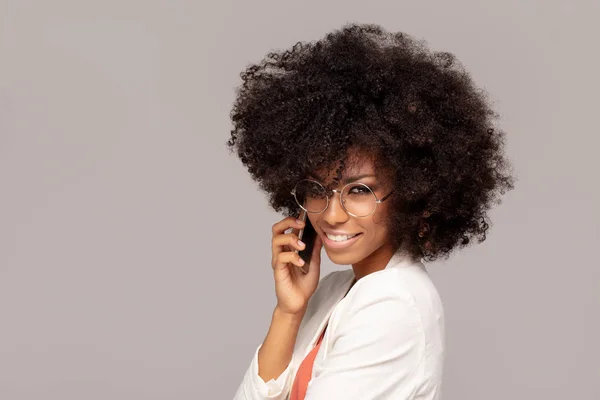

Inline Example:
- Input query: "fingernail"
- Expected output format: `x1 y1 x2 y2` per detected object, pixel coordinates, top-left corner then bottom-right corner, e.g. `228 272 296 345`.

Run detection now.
296 219 304 225
298 258 305 265
298 240 305 248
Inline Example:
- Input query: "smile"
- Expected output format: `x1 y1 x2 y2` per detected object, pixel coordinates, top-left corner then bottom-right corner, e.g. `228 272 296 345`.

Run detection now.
323 233 362 249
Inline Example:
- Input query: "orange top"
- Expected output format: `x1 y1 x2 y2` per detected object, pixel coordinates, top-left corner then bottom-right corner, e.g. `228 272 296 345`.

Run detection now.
289 325 327 400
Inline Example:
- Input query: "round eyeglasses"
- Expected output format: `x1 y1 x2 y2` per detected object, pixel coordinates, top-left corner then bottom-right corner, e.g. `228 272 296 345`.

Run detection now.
290 179 395 218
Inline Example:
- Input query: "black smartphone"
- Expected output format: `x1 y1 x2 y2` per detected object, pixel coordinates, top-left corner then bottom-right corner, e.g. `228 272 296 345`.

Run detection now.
296 208 318 269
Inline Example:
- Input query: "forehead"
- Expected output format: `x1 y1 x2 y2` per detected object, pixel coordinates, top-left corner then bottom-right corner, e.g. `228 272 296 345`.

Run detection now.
311 152 377 182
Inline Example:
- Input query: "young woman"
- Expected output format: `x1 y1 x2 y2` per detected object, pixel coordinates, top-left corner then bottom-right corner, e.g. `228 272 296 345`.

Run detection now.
228 23 515 400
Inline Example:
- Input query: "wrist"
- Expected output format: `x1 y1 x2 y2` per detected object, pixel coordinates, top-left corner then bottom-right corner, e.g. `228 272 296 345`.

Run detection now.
274 305 306 324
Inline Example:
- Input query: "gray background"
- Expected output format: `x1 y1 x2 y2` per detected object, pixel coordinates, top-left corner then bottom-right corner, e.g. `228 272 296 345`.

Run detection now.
1 1 598 399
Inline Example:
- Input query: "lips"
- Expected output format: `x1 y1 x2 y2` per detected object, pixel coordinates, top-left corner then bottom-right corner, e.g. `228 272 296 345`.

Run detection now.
322 230 361 236
322 232 363 249
325 232 359 240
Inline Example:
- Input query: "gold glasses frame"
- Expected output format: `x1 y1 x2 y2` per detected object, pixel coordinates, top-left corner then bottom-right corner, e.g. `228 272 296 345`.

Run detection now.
290 179 395 218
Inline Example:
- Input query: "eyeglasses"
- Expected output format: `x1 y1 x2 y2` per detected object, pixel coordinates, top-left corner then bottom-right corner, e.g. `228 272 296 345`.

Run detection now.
290 179 395 218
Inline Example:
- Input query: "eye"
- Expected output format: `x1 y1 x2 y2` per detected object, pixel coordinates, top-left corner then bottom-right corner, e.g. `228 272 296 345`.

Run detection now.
348 185 371 195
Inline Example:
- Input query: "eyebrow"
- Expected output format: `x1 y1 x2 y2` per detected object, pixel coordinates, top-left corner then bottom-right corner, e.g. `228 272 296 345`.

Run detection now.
308 172 377 184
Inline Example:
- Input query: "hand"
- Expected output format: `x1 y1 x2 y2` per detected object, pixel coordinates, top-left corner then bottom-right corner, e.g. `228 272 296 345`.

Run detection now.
271 216 323 316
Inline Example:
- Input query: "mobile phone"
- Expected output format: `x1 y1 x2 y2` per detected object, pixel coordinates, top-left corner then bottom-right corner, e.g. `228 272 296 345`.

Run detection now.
295 208 318 269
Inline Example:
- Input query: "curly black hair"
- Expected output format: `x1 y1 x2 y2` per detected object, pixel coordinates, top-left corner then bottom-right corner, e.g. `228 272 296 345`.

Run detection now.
226 23 516 262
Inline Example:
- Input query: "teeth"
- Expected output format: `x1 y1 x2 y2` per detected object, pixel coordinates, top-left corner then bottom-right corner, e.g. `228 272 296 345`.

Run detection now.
326 233 358 242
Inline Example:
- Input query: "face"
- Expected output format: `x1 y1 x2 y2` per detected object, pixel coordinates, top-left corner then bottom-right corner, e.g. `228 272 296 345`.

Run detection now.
305 151 398 275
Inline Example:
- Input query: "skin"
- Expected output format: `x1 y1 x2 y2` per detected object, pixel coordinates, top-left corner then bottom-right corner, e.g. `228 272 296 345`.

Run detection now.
257 150 412 383
307 150 405 281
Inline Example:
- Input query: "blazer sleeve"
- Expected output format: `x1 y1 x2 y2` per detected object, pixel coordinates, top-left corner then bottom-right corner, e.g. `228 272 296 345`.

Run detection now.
232 270 339 400
232 342 293 400
304 279 426 400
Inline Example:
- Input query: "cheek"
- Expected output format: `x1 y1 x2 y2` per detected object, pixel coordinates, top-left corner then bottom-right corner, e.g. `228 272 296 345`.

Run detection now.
368 205 392 238
361 216 384 236
371 201 390 224
307 214 319 230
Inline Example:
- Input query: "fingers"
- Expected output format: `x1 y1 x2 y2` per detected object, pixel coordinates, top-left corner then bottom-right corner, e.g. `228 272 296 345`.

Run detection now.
271 216 307 270
274 249 306 270
272 232 306 252
272 216 304 236
271 232 306 269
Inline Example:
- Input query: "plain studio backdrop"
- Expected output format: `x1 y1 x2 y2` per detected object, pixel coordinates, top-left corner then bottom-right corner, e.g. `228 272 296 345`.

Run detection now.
1 1 598 399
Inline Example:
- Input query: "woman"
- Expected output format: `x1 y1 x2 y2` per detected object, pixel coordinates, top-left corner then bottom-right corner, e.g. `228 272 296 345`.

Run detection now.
227 23 515 400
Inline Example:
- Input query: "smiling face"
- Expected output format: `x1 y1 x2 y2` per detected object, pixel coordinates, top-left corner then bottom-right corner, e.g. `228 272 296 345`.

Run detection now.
305 149 400 277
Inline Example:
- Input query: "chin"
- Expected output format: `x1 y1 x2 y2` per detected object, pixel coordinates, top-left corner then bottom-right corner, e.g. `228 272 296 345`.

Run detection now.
324 249 362 266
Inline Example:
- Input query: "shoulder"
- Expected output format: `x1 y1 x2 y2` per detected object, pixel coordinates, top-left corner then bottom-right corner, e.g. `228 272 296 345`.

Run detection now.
301 269 354 320
340 264 444 342
351 264 442 310
323 268 429 369
312 269 354 300
340 269 421 329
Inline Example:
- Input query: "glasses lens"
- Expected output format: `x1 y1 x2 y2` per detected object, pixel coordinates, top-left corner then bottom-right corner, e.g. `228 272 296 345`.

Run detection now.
341 183 377 217
294 180 328 213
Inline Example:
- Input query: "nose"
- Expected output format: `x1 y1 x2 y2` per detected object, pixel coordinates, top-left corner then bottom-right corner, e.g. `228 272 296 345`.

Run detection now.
321 189 350 226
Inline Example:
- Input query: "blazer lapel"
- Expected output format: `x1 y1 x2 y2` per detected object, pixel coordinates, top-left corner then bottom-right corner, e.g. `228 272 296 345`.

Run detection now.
294 270 355 361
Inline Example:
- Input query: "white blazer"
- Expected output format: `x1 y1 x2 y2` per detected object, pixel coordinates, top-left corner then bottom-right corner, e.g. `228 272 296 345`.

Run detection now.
233 250 445 400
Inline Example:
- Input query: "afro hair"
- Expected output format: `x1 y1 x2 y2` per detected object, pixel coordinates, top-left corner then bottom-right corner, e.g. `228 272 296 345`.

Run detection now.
226 23 516 262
